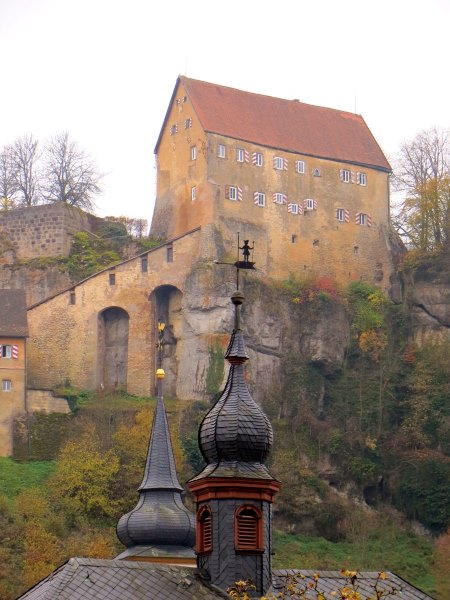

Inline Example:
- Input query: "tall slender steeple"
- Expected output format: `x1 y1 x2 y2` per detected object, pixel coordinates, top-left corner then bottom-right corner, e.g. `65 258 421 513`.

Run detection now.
116 324 195 565
188 261 280 596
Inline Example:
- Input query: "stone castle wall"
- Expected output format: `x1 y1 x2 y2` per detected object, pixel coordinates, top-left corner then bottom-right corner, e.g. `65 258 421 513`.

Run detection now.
0 203 105 260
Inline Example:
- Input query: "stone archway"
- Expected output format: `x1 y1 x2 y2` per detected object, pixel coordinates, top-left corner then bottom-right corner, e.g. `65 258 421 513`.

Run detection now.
98 306 129 391
151 285 183 397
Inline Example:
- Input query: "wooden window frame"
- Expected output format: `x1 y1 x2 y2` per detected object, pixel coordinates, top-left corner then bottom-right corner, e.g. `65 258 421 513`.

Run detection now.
196 505 212 555
235 505 263 554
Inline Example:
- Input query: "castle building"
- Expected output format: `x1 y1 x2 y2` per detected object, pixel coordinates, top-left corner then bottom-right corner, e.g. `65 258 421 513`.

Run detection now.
151 77 395 288
0 290 28 456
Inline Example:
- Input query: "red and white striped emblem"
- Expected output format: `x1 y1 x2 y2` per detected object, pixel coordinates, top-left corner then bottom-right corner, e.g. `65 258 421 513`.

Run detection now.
237 187 243 201
244 150 250 163
12 345 18 359
344 209 350 223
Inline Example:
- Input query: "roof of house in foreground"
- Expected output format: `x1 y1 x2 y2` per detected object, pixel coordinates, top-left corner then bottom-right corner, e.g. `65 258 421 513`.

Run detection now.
18 559 433 600
156 76 391 172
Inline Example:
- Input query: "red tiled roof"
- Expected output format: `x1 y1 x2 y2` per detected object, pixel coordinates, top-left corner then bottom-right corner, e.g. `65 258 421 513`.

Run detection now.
176 77 391 172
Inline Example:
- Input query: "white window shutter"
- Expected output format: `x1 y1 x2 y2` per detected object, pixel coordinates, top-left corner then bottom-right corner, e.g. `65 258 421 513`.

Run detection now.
283 158 288 171
244 150 250 163
313 199 317 210
367 214 372 227
351 171 356 184
12 345 18 359
238 187 243 201
254 192 259 204
344 209 350 222
355 212 361 224
340 169 344 181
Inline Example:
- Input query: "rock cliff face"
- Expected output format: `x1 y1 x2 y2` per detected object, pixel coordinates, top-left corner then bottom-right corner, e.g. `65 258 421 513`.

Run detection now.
0 264 71 306
401 255 450 345
175 265 350 404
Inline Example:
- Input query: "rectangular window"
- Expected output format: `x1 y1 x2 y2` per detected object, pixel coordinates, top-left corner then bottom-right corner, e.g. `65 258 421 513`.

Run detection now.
141 256 148 273
356 212 371 226
304 198 317 211
229 186 237 201
252 152 263 167
357 172 367 186
1 345 12 358
191 186 197 201
109 272 115 285
69 289 76 305
273 193 285 204
184 117 192 129
288 203 299 214
2 379 11 392
336 208 344 222
296 160 305 174
217 144 226 158
274 156 283 170
167 245 173 263
254 192 266 207
170 124 178 136
236 148 244 163
340 169 351 183
191 145 197 160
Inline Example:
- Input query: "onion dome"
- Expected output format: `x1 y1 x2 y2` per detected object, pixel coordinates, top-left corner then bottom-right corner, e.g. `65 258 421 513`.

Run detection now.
193 290 274 480
116 397 195 559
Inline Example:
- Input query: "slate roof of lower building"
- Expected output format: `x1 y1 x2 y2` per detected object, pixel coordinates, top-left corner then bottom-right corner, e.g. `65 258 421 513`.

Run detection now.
0 289 28 337
18 560 434 600
273 569 433 600
18 559 227 600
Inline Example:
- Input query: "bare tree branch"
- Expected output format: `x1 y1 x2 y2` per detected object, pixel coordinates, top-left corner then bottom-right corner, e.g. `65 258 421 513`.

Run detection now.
0 145 19 210
42 132 103 211
11 134 41 206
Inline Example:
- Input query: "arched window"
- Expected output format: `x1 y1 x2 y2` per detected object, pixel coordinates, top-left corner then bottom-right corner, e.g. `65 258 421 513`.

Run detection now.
197 505 212 554
235 505 263 553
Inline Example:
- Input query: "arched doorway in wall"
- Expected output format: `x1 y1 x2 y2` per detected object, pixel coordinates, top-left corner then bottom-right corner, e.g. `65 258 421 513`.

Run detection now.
98 307 130 391
151 285 183 397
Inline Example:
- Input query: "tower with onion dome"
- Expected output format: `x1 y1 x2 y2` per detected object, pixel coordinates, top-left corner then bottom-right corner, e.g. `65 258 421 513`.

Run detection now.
188 267 280 595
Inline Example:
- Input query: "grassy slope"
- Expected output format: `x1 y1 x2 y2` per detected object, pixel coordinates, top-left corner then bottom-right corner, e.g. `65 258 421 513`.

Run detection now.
0 457 55 498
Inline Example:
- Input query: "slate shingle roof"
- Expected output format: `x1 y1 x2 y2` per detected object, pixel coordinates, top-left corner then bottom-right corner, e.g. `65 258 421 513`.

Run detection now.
193 325 274 480
273 569 433 600
18 561 434 599
157 76 391 172
0 289 28 337
18 559 227 600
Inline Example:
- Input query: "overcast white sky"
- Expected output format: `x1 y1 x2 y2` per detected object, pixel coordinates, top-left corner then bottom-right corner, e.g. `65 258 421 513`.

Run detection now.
1 0 449 223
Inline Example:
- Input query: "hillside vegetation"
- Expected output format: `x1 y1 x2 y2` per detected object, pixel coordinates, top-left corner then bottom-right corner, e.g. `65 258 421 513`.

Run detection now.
1 265 450 599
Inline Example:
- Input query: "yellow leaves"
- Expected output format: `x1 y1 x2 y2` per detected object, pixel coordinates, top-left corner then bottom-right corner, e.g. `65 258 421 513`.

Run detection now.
48 423 120 518
358 329 387 361
365 436 377 451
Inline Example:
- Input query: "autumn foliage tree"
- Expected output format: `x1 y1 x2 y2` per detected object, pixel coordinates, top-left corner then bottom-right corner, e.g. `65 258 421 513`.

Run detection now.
393 127 450 251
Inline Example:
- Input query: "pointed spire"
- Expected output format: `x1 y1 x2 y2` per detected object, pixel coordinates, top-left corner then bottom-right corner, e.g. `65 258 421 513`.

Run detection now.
116 326 195 563
138 397 183 492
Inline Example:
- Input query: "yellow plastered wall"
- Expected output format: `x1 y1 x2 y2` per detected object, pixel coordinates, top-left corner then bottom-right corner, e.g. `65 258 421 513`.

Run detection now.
152 83 393 289
0 337 26 456
27 231 201 397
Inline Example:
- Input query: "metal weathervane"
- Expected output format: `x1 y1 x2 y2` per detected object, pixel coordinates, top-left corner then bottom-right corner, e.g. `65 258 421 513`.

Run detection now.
215 233 256 290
